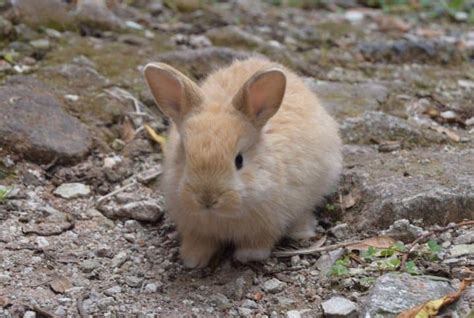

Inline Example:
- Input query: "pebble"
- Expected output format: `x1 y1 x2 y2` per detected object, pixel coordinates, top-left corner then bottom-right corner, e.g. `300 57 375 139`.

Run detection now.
449 244 474 257
263 278 286 294
0 273 10 284
454 231 474 245
81 259 100 273
54 183 91 199
104 285 122 296
321 296 358 318
291 255 301 267
36 236 49 248
111 251 129 268
125 275 143 288
345 11 364 23
64 94 79 102
97 297 116 310
29 39 50 49
210 293 231 309
286 310 310 318
144 283 159 293
23 311 36 318
238 307 253 316
241 299 258 309
330 223 351 240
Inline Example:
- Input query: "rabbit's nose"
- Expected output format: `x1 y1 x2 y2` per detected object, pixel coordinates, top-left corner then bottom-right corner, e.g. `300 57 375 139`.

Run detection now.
199 192 218 209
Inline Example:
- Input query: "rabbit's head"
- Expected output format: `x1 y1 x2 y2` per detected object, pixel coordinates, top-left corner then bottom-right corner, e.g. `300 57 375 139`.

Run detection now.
144 63 286 218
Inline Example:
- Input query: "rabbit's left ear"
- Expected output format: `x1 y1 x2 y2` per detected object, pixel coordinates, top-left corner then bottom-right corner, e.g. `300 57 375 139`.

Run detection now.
232 68 286 128
144 63 203 126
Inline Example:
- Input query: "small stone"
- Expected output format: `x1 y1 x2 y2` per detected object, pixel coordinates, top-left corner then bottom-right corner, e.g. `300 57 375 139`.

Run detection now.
440 111 457 119
23 311 36 318
45 28 62 38
125 275 143 288
263 278 286 294
238 307 253 316
454 11 468 21
345 11 364 23
100 199 164 222
330 223 351 240
210 293 231 309
125 20 143 30
36 236 49 248
0 273 10 284
144 283 158 293
241 299 258 309
104 285 122 296
286 310 311 318
54 183 91 199
81 259 100 273
315 248 345 276
97 297 115 310
454 232 474 244
29 39 50 49
383 219 424 242
290 255 301 267
111 251 129 268
111 139 126 151
321 296 358 318
64 94 79 102
449 244 474 257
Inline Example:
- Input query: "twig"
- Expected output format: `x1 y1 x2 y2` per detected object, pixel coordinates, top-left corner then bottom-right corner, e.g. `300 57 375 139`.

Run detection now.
401 220 474 270
96 180 137 205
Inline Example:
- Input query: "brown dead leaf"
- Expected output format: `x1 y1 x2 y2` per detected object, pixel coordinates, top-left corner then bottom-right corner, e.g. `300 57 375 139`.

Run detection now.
397 279 472 318
415 28 444 38
121 116 136 142
273 235 327 257
0 295 10 308
341 191 360 209
50 275 72 294
254 291 264 301
374 15 411 32
430 126 460 142
346 236 396 251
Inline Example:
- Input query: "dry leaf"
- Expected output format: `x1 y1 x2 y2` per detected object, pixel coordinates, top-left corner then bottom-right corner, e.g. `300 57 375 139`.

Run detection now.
254 291 264 301
346 236 396 251
342 190 361 209
121 116 136 142
273 235 327 257
397 279 472 318
144 124 167 148
430 126 460 142
50 275 72 294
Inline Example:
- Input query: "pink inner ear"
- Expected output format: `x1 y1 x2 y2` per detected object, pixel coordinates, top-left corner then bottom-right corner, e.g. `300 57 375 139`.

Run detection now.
248 79 270 118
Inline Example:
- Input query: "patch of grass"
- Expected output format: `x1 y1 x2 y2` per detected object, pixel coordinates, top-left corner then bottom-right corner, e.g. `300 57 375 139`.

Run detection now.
0 186 10 202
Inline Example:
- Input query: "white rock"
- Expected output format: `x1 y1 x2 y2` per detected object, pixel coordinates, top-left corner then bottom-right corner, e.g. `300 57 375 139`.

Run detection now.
125 20 143 30
458 79 474 89
440 111 457 119
64 94 79 102
36 237 49 248
23 311 36 318
144 283 158 293
322 296 358 318
345 11 364 23
263 278 286 294
54 183 91 199
449 244 474 257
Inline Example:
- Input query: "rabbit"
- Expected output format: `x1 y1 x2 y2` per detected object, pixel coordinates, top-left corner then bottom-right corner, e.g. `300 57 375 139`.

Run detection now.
144 57 342 268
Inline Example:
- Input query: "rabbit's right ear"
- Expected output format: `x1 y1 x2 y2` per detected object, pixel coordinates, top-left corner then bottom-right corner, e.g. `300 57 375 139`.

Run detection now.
144 63 203 124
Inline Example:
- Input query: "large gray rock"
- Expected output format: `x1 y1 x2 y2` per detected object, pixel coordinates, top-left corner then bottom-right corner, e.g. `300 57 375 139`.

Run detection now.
339 146 474 228
363 273 455 317
306 80 388 119
340 111 445 146
0 77 92 164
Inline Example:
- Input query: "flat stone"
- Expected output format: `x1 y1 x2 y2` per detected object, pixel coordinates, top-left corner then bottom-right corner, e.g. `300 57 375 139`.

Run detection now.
382 219 424 242
104 285 122 296
206 25 264 48
156 47 253 79
111 251 129 268
315 248 345 277
338 146 474 229
81 259 100 273
321 296 358 318
454 231 474 245
340 111 444 146
0 77 92 164
263 278 286 294
99 199 164 222
29 39 50 49
329 223 351 240
306 80 388 120
449 244 474 257
54 183 91 199
363 273 455 317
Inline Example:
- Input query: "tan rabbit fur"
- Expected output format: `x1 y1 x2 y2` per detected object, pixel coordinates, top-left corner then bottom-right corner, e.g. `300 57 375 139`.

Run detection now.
144 57 342 268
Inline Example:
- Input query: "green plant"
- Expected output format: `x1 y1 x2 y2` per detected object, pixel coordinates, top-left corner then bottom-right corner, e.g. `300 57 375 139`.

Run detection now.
329 257 351 276
0 186 10 202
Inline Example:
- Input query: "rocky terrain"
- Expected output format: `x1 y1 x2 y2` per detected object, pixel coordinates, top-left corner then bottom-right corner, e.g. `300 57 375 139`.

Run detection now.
0 0 473 317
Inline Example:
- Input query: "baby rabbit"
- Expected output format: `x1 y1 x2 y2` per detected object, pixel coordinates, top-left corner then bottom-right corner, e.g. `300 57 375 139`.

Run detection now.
144 57 342 268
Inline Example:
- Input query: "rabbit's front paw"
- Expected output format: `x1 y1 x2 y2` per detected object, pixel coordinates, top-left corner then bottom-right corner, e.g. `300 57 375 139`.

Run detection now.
234 247 271 263
180 235 219 268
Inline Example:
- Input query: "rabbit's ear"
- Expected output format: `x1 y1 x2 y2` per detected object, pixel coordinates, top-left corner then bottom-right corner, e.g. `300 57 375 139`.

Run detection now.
144 63 203 124
233 69 286 128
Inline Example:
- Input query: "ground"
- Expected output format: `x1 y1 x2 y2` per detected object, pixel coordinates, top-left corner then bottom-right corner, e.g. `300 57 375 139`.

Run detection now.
0 0 473 317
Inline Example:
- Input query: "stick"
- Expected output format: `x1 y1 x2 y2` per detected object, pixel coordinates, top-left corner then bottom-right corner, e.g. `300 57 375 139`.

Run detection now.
401 220 474 270
96 180 137 205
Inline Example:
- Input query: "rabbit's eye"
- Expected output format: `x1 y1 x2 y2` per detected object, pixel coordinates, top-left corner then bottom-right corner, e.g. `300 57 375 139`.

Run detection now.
235 153 243 170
